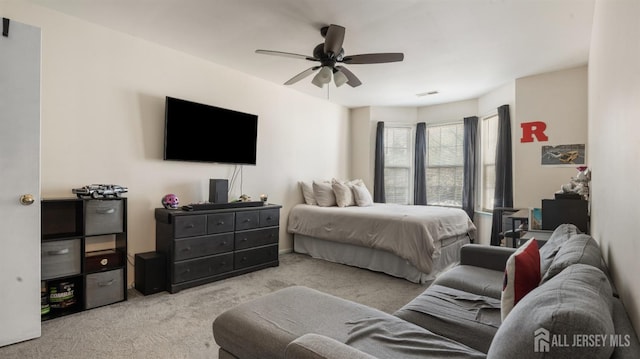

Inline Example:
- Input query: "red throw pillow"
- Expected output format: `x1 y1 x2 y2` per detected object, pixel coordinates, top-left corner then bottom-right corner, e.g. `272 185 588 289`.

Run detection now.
501 238 541 321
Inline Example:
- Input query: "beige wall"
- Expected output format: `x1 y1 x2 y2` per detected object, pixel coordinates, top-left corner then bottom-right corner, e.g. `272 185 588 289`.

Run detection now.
514 66 588 209
589 0 640 338
4 2 351 286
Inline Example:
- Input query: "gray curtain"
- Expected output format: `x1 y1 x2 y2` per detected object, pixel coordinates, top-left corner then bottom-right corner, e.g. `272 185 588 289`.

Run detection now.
373 121 385 203
414 122 427 205
490 105 514 245
462 116 478 220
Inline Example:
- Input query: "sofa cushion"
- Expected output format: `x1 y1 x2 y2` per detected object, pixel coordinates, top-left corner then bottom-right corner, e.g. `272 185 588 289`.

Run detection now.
501 238 540 321
394 284 501 353
345 315 486 359
285 334 378 359
213 286 391 359
538 223 580 275
541 233 605 283
488 264 615 359
433 265 504 299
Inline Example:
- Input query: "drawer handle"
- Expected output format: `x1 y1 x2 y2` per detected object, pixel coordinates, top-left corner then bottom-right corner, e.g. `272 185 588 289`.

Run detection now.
96 208 115 214
48 248 70 255
266 216 273 220
98 279 115 287
221 241 227 246
243 218 251 223
241 238 248 242
242 256 247 261
217 221 225 225
183 246 191 252
186 224 195 229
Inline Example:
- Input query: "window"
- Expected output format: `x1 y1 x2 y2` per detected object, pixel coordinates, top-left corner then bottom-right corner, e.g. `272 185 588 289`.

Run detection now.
426 123 464 206
383 126 413 204
481 114 499 211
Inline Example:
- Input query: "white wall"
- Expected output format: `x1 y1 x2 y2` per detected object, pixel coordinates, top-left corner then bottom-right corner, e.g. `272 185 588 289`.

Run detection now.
589 0 640 338
4 2 350 287
417 99 478 125
514 66 588 208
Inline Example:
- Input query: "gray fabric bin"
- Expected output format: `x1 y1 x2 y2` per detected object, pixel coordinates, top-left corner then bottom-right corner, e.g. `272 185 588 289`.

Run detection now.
85 268 124 309
41 239 81 280
85 200 124 235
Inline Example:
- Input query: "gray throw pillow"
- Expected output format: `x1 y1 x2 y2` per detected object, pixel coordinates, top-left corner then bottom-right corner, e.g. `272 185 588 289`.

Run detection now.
541 234 605 283
538 223 581 274
487 264 614 359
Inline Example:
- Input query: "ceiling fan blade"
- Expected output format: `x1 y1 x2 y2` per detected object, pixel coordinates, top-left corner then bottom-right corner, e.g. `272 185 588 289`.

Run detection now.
255 49 318 61
284 66 320 85
335 66 362 87
342 53 404 64
323 24 345 57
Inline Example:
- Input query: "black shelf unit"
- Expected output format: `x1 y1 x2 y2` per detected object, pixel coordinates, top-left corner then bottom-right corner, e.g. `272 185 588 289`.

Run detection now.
41 197 128 320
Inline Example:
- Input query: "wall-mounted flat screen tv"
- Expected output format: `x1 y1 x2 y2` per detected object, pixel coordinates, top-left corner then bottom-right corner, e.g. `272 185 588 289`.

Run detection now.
163 96 258 165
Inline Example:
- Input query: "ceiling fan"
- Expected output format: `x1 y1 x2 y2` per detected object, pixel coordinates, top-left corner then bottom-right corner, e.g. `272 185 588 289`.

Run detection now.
255 24 404 88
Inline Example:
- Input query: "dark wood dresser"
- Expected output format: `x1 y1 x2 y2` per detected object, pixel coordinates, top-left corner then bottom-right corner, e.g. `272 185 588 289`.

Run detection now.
154 204 281 293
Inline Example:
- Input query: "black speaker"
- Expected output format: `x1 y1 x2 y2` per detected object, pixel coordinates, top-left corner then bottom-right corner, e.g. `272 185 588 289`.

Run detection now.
135 252 166 296
209 179 228 203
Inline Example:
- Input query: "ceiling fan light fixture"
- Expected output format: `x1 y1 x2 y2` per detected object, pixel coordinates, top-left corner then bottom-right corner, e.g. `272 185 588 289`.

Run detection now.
333 69 348 87
312 66 333 87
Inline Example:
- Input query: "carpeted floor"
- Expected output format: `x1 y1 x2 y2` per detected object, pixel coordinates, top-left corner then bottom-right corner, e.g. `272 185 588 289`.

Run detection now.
0 253 429 359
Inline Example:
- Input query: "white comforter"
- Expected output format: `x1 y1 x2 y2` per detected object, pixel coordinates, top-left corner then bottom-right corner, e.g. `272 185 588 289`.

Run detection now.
287 203 477 273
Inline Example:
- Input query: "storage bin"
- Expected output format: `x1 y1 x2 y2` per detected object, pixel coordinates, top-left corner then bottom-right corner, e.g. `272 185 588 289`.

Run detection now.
85 200 124 235
85 268 124 309
41 239 81 280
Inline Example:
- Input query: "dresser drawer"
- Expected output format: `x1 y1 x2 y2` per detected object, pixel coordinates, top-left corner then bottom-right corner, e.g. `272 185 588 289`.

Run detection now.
259 208 280 227
174 215 207 238
234 245 278 270
173 253 233 283
174 233 233 261
86 268 124 309
235 227 279 250
85 249 125 272
42 239 82 280
85 200 124 235
207 213 235 234
235 211 259 231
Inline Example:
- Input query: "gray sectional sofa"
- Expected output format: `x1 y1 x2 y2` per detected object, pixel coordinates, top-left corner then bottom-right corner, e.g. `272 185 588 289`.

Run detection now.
212 224 639 358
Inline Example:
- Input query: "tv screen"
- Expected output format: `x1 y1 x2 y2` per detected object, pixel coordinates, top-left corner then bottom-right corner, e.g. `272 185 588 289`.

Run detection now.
163 96 258 165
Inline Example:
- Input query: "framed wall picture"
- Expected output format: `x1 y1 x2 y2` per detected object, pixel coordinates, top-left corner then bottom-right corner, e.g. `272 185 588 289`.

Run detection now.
541 144 586 166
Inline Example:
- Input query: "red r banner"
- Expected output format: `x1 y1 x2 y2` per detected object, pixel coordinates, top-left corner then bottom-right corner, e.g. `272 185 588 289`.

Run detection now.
521 121 548 142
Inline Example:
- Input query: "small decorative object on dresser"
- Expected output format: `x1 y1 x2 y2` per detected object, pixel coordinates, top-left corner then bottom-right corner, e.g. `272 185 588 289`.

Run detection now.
161 193 180 209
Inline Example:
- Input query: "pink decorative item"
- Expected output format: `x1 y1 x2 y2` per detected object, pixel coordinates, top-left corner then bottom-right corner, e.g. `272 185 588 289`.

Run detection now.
162 194 180 209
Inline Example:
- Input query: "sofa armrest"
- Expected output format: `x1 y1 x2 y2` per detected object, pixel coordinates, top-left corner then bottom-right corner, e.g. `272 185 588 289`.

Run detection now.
459 244 516 272
285 334 378 359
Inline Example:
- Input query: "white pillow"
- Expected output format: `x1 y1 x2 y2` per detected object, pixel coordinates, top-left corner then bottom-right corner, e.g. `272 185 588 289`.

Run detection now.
332 181 355 207
351 182 373 207
312 180 336 207
298 181 317 205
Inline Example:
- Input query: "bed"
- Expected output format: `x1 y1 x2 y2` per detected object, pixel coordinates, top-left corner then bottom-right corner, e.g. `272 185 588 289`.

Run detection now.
287 203 477 283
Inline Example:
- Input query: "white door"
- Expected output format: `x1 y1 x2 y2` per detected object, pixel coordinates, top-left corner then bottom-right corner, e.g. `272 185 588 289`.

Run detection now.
0 18 42 346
